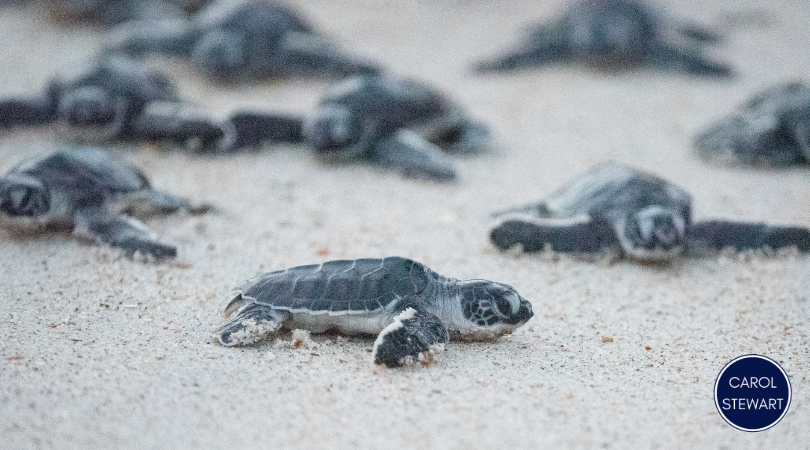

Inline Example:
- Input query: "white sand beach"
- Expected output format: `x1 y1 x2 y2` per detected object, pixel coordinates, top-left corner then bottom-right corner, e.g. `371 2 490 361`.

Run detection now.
1 0 808 448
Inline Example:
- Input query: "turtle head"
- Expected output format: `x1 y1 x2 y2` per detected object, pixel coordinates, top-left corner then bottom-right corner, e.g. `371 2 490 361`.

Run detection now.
59 85 123 130
192 30 247 79
0 173 50 217
303 104 363 156
622 205 685 261
456 280 533 337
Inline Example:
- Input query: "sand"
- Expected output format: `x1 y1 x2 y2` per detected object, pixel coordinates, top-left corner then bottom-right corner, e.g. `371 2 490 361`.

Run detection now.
1 0 809 448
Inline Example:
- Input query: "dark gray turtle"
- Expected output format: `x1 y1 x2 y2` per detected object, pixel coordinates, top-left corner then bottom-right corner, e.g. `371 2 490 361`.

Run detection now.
0 147 209 259
300 74 491 181
693 82 810 167
490 161 810 262
474 0 731 77
42 0 211 26
212 257 533 368
0 56 302 152
106 0 380 82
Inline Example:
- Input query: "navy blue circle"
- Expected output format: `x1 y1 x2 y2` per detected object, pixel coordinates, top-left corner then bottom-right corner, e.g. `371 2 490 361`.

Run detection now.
714 354 791 432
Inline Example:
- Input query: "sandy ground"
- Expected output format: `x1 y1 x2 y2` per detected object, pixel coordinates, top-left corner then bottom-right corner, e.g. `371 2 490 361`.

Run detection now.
1 0 809 448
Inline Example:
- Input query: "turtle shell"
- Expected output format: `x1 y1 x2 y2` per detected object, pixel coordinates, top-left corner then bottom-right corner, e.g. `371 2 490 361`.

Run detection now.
321 75 448 136
58 57 180 118
545 161 692 223
15 148 149 211
234 257 436 314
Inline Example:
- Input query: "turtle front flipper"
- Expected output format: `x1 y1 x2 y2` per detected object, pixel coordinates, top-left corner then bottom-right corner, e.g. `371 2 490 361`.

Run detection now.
372 307 449 368
0 89 59 129
276 32 381 78
224 110 305 152
130 101 227 152
73 207 177 259
490 214 620 255
647 44 733 77
213 301 291 346
685 220 810 256
371 130 457 182
125 188 212 218
472 26 567 74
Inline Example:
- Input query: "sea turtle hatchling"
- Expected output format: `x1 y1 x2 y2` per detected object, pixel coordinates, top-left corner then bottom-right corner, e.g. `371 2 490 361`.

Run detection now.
693 82 810 167
212 257 534 368
490 161 810 262
0 147 209 259
473 0 731 77
0 56 302 152
301 74 491 181
106 0 380 82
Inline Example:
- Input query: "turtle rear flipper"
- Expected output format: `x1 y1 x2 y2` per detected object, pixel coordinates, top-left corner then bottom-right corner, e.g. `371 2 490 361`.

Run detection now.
105 18 197 57
491 201 552 218
371 130 457 182
675 23 723 44
433 121 492 155
213 302 291 346
686 220 810 256
276 32 380 78
372 308 448 368
124 188 212 218
490 214 620 254
74 207 177 259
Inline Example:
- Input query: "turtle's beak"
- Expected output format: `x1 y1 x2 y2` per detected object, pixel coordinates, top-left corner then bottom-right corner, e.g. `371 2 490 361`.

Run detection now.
507 296 533 326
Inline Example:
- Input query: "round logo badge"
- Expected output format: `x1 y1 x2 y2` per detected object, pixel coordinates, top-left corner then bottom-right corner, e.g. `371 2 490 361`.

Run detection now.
714 354 792 432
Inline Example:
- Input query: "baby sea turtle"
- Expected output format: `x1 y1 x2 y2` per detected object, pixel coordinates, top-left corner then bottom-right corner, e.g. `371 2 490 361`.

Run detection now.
490 161 810 262
0 56 302 152
106 0 380 82
0 147 209 259
212 257 533 368
302 74 491 181
42 0 211 26
474 0 731 77
693 82 810 167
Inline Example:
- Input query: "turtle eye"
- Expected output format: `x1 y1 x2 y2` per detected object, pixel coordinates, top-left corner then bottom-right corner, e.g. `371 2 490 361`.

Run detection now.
1 181 48 216
495 296 513 316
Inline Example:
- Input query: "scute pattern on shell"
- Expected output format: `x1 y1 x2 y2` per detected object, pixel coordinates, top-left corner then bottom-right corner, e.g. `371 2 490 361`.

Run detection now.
234 256 434 314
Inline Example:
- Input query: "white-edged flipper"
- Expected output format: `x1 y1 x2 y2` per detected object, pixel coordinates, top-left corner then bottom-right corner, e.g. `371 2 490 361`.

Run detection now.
372 307 449 368
213 301 291 346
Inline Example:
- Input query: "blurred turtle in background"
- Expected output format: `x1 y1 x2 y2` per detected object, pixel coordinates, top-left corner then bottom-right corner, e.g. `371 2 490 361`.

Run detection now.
0 147 211 259
490 161 810 262
0 57 303 153
694 82 810 167
106 0 380 82
474 0 732 77
238 74 491 181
